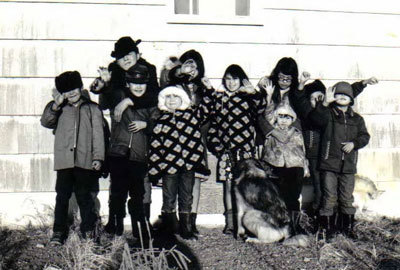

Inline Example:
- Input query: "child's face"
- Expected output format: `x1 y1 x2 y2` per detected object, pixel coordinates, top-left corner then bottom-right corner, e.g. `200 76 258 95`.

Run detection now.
64 88 81 104
182 59 199 80
128 83 147 97
117 52 139 71
334 94 351 106
165 94 183 111
277 72 292 90
224 73 241 92
310 91 324 108
276 114 294 129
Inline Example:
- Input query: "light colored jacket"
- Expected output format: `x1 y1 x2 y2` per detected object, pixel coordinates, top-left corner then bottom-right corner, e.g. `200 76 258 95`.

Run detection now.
262 126 307 169
40 98 105 171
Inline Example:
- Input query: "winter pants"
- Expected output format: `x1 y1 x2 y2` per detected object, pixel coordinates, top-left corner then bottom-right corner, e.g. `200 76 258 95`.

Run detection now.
53 167 99 234
162 171 195 213
108 157 147 220
319 171 356 216
274 167 304 211
309 158 322 211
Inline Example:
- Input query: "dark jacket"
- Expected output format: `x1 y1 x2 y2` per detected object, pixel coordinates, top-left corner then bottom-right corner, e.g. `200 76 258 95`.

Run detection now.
40 97 105 171
292 80 367 160
309 103 370 174
108 106 159 163
92 58 159 110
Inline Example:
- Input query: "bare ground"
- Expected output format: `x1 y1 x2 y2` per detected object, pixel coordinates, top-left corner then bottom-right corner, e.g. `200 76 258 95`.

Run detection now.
1 216 400 270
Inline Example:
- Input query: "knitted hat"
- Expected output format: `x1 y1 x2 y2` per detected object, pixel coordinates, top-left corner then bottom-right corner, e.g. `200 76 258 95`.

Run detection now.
304 80 326 97
333 81 354 105
274 103 297 122
158 86 191 111
55 71 83 93
126 64 149 84
111 36 141 59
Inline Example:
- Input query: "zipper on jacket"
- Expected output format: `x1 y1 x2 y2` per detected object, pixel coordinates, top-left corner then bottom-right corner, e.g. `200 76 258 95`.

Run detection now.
342 110 347 161
324 141 330 160
309 131 313 148
128 132 133 149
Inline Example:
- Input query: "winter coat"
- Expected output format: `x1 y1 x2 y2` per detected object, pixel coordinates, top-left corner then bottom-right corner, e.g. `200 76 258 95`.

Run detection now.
108 106 159 163
262 126 307 169
207 88 265 159
148 87 211 181
292 80 367 160
92 58 159 110
40 97 105 171
309 103 370 174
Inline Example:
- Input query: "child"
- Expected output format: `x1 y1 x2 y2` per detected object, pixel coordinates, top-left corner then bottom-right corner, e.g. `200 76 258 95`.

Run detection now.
148 86 211 240
262 103 309 235
161 49 211 234
205 64 265 234
257 57 302 137
90 36 159 233
40 71 105 245
90 36 159 113
309 82 370 239
106 64 159 237
294 76 378 221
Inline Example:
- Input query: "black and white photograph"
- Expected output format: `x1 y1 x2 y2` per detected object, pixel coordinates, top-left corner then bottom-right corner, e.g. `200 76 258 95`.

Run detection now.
0 0 399 269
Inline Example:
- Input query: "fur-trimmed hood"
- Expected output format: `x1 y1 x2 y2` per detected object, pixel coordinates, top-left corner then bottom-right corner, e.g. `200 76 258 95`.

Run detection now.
158 86 191 112
269 102 297 125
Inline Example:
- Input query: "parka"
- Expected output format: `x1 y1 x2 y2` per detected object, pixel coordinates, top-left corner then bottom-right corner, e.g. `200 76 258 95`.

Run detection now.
309 103 370 174
40 96 105 171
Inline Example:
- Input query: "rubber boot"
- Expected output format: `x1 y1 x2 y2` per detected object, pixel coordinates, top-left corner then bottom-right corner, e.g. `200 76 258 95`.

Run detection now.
143 203 152 232
179 213 197 240
156 212 179 235
341 214 356 239
317 215 334 241
104 214 116 235
190 213 199 235
289 210 307 235
223 209 234 235
115 216 124 236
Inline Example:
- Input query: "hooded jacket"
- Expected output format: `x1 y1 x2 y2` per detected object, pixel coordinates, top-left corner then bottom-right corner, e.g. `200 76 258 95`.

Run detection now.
309 103 370 174
167 50 207 107
40 96 105 171
148 86 211 181
292 80 368 160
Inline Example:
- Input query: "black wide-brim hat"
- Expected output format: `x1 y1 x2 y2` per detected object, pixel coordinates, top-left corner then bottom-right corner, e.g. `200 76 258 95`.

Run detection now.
111 36 141 59
55 71 83 93
126 64 150 84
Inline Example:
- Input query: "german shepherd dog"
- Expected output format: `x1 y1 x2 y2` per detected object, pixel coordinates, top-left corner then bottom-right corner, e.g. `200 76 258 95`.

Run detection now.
233 159 291 244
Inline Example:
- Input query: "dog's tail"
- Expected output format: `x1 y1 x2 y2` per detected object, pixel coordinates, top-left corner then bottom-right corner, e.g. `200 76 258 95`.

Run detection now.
282 234 309 247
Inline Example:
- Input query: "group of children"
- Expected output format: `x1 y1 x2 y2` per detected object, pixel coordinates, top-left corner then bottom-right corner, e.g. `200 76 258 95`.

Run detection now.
41 36 378 245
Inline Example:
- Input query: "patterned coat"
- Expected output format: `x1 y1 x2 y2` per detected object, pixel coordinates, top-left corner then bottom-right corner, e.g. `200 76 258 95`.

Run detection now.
148 87 211 181
207 89 265 159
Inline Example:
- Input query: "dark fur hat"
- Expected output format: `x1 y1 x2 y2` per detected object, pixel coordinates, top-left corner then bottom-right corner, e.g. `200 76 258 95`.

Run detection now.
111 36 141 59
55 71 83 93
126 64 149 84
304 79 326 97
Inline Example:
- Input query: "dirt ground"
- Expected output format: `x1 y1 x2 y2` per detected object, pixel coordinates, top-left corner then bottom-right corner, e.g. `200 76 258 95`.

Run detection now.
1 216 400 270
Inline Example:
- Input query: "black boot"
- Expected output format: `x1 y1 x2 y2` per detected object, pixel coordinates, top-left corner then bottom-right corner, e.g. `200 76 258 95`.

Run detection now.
190 213 199 235
223 210 235 235
289 211 307 235
155 212 179 235
144 203 151 222
317 215 334 241
179 213 197 240
104 214 116 235
115 216 124 236
341 214 356 238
